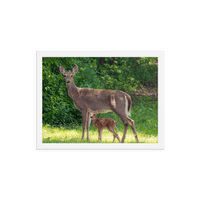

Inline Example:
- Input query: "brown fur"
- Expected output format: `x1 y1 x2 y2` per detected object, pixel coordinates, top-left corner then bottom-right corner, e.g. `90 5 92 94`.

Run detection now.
90 110 120 143
59 65 139 143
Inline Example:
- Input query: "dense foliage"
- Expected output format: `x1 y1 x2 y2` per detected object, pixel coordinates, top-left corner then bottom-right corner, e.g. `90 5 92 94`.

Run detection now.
42 57 158 125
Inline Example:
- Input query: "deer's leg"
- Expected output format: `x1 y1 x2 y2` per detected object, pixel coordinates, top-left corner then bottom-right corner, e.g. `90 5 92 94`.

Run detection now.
121 123 128 143
108 128 121 143
111 98 139 143
123 117 139 143
110 104 129 143
81 110 87 141
111 111 138 143
86 111 91 142
130 119 139 143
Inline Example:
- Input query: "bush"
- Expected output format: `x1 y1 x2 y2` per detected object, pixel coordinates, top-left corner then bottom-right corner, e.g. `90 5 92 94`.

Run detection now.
97 57 158 92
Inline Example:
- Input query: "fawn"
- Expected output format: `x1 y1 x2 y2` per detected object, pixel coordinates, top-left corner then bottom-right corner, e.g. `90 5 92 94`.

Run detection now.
89 110 121 143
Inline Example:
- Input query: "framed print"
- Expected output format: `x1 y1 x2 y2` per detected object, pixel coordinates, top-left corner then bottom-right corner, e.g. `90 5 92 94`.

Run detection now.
36 51 164 150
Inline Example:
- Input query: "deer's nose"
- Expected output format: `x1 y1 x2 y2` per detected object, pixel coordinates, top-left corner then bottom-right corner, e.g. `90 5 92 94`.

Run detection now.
66 81 70 83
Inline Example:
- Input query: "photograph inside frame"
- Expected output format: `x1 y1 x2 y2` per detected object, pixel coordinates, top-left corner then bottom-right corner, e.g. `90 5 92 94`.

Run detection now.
42 57 158 144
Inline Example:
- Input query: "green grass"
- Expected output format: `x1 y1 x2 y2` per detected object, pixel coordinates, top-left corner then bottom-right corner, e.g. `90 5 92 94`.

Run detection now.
42 101 158 143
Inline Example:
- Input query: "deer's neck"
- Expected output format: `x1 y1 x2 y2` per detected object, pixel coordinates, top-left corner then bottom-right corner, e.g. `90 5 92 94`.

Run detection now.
67 81 79 100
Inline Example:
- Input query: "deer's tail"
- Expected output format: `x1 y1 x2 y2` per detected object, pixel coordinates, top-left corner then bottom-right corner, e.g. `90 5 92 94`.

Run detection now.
124 94 132 117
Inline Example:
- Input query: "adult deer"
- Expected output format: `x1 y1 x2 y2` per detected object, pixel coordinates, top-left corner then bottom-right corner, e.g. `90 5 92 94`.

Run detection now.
59 65 139 143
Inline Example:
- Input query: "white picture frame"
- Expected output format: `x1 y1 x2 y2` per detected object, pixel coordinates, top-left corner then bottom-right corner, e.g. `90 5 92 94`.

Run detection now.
35 48 165 151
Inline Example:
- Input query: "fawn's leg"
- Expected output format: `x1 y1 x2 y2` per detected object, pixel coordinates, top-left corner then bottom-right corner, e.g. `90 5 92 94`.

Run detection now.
108 127 121 143
114 132 121 143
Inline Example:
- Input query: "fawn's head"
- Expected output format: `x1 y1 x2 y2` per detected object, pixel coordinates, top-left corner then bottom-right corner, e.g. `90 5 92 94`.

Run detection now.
59 65 78 85
89 110 100 119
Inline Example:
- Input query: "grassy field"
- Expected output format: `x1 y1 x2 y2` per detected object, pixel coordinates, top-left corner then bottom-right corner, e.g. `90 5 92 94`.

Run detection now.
42 101 158 143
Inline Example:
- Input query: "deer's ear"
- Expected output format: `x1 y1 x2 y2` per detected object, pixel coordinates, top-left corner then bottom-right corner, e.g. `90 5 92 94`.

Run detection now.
59 66 66 75
72 65 78 74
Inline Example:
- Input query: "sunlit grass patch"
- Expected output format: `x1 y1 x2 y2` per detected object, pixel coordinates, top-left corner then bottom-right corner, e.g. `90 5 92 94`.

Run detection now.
42 126 157 143
42 101 158 143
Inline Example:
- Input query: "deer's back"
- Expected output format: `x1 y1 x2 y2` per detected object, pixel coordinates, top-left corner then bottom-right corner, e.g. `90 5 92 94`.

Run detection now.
75 88 130 112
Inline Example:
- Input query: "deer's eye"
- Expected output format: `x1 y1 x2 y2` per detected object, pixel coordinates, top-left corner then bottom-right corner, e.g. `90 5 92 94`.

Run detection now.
71 75 73 77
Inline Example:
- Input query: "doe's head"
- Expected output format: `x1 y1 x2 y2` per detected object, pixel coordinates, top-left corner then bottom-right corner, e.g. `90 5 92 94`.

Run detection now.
59 65 78 85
